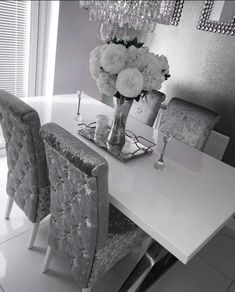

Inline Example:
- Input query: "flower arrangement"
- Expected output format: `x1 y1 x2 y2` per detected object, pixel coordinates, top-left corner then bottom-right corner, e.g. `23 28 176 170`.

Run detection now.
89 37 170 101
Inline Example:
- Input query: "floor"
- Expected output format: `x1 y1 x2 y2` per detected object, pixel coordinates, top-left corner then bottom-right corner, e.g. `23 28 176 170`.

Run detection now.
1 156 235 292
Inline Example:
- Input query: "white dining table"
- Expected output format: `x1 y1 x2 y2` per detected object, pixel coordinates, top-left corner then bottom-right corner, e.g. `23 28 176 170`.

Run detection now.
24 93 235 266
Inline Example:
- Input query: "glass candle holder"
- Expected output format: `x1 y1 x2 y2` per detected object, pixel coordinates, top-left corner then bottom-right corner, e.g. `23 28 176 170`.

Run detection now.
94 115 109 145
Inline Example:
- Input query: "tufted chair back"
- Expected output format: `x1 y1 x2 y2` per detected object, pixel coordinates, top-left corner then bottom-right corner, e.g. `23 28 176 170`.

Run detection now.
159 97 220 150
0 90 50 222
40 122 109 289
129 90 166 127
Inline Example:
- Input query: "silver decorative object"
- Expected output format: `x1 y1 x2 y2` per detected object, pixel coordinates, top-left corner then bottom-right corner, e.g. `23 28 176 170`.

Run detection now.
171 0 184 26
197 0 235 36
107 96 133 151
79 0 184 40
74 90 83 121
154 134 172 170
77 122 155 162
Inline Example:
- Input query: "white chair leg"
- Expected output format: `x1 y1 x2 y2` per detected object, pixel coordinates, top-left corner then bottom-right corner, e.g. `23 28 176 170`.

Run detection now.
42 246 53 273
27 222 40 249
5 196 14 219
82 288 91 292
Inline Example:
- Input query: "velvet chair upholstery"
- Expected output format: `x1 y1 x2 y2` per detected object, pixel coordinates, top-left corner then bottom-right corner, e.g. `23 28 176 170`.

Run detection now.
159 97 220 150
40 122 147 291
0 90 50 248
129 90 166 127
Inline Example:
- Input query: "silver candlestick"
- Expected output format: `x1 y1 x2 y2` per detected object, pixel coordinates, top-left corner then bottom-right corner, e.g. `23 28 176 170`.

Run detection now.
154 134 172 170
74 90 83 121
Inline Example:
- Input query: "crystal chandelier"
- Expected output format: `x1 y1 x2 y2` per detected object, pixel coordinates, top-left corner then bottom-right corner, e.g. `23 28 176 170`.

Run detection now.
79 0 178 41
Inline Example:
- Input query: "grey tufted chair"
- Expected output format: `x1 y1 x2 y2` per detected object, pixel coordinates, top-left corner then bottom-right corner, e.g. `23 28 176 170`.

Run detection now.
159 97 220 150
40 123 147 291
0 90 50 248
129 90 166 127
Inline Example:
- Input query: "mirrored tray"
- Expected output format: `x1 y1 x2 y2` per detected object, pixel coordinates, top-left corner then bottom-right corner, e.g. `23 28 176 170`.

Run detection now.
77 122 155 162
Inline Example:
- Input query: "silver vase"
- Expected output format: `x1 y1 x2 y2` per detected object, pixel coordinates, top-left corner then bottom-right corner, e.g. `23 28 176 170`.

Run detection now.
107 95 134 150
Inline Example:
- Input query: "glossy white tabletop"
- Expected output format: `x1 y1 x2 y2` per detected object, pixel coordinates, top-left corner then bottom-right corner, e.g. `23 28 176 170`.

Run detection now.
25 94 235 264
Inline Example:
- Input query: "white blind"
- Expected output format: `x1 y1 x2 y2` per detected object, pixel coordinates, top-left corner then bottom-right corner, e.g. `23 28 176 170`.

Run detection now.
0 0 31 97
0 0 31 149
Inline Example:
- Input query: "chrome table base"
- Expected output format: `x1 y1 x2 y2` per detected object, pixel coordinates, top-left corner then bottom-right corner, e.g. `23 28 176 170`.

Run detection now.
118 241 177 292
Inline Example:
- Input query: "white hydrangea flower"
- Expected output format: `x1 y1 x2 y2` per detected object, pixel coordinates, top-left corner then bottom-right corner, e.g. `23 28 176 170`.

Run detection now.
127 45 149 71
100 44 127 74
89 62 102 80
159 55 170 77
116 68 144 98
151 76 163 91
141 60 156 90
159 55 169 72
141 53 170 90
143 75 162 91
96 72 117 96
89 45 108 79
89 41 170 100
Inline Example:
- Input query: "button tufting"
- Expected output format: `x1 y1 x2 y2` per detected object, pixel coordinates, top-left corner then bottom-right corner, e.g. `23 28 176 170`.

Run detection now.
85 218 91 227
51 216 57 223
81 249 88 258
74 224 80 232
59 209 65 216
66 232 72 240
65 202 72 209
75 193 82 201
72 256 79 266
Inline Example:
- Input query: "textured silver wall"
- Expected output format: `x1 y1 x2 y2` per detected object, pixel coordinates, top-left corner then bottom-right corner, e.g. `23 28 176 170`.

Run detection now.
145 1 235 166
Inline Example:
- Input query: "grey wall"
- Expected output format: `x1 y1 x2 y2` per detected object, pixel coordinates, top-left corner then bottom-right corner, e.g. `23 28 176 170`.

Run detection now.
53 1 102 99
144 0 235 166
54 0 235 166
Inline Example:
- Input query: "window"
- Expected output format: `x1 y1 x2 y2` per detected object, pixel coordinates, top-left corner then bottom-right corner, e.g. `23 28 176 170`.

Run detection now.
0 0 31 148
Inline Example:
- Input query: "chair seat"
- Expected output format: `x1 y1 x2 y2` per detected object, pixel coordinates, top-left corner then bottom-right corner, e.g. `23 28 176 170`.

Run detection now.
88 204 147 286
